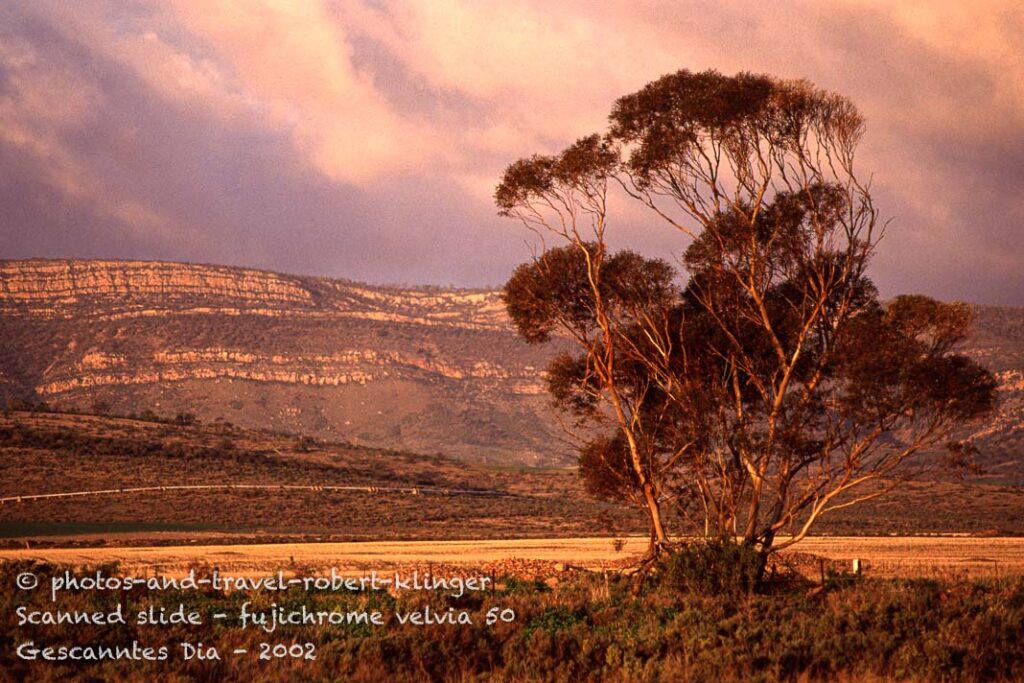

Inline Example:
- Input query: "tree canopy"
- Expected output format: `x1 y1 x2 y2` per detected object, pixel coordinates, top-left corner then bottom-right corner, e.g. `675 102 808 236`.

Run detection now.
496 69 997 578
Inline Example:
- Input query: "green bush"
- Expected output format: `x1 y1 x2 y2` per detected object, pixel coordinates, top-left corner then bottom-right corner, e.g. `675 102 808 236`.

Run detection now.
659 539 762 595
4 562 1024 681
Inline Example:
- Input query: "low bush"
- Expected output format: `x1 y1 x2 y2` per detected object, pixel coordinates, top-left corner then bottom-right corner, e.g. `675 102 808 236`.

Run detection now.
659 539 762 596
4 561 1024 681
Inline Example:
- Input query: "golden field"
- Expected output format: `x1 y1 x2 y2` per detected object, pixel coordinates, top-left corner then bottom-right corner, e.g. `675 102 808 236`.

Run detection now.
3 536 1024 579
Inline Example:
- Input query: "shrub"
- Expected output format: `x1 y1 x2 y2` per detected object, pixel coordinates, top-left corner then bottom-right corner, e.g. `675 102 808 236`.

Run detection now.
659 539 762 595
4 562 1024 681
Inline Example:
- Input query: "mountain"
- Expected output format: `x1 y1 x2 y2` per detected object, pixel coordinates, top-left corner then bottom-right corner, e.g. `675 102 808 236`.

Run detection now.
0 259 567 465
0 258 1021 473
956 305 1024 483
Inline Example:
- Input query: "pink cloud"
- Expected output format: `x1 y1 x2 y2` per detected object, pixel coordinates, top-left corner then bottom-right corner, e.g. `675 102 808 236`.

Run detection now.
160 0 439 184
1 0 1021 302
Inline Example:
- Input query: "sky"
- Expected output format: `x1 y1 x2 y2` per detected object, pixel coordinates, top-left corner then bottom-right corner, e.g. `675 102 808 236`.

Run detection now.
1 1 1022 304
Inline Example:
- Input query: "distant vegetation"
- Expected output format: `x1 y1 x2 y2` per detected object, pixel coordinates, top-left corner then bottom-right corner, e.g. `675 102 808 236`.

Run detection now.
2 411 1024 546
0 411 642 544
4 560 1024 682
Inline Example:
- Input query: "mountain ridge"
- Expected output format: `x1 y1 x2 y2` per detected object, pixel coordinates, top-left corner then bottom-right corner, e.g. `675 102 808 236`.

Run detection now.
1 258 1021 473
0 258 564 465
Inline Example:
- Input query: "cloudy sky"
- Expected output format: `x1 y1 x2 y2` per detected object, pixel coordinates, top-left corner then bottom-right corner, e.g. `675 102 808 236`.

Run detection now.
1 1 1022 304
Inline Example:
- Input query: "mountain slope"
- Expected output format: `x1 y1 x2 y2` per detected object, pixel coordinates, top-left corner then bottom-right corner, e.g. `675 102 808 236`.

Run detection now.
0 259 567 465
1 258 1021 473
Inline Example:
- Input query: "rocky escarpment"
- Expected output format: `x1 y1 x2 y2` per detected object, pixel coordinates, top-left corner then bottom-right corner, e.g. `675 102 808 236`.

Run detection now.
0 259 560 465
0 259 314 305
0 259 510 330
34 349 544 396
1 259 1021 472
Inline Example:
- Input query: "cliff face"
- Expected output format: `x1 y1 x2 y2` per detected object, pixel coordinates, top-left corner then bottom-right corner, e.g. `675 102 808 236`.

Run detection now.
1 259 1021 473
0 260 314 306
0 259 510 329
0 259 561 465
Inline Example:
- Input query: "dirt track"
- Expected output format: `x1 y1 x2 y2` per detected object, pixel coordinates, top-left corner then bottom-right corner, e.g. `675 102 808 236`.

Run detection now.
3 536 1024 578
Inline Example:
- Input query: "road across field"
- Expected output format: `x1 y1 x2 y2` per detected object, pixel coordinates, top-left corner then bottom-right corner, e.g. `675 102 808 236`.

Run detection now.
3 536 1024 578
0 483 515 505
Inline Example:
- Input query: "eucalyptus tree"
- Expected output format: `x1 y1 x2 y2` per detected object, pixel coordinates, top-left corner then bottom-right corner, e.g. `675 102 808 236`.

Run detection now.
497 70 997 575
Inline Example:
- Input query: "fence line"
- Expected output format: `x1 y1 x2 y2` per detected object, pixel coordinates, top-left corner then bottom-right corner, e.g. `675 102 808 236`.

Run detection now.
0 483 519 505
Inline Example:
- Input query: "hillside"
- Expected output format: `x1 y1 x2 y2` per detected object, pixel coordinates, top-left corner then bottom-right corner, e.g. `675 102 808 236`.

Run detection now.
0 259 567 465
0 411 640 544
2 412 1024 543
0 258 1021 475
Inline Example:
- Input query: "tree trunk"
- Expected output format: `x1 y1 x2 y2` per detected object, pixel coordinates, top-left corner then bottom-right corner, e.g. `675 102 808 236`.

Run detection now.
642 481 669 551
753 529 777 586
609 390 670 553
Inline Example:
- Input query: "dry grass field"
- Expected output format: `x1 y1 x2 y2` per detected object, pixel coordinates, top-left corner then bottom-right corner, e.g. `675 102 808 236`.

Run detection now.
0 411 642 543
4 536 1024 579
5 415 1024 681
4 411 1024 546
4 411 1024 585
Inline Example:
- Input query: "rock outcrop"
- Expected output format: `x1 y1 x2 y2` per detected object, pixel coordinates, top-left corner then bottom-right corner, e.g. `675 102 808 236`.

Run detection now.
1 259 1021 473
0 259 560 465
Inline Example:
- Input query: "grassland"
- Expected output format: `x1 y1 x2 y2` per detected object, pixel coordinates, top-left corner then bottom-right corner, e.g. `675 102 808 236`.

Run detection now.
4 411 1024 680
0 411 642 544
3 411 1024 549
4 558 1024 682
1 535 1023 583
4 536 1024 580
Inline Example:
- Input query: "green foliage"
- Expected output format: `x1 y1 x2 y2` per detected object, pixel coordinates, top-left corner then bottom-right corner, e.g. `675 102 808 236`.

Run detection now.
523 606 586 637
577 434 640 503
659 540 762 596
5 562 1024 682
608 69 863 189
497 68 1000 551
502 243 676 345
495 135 617 215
